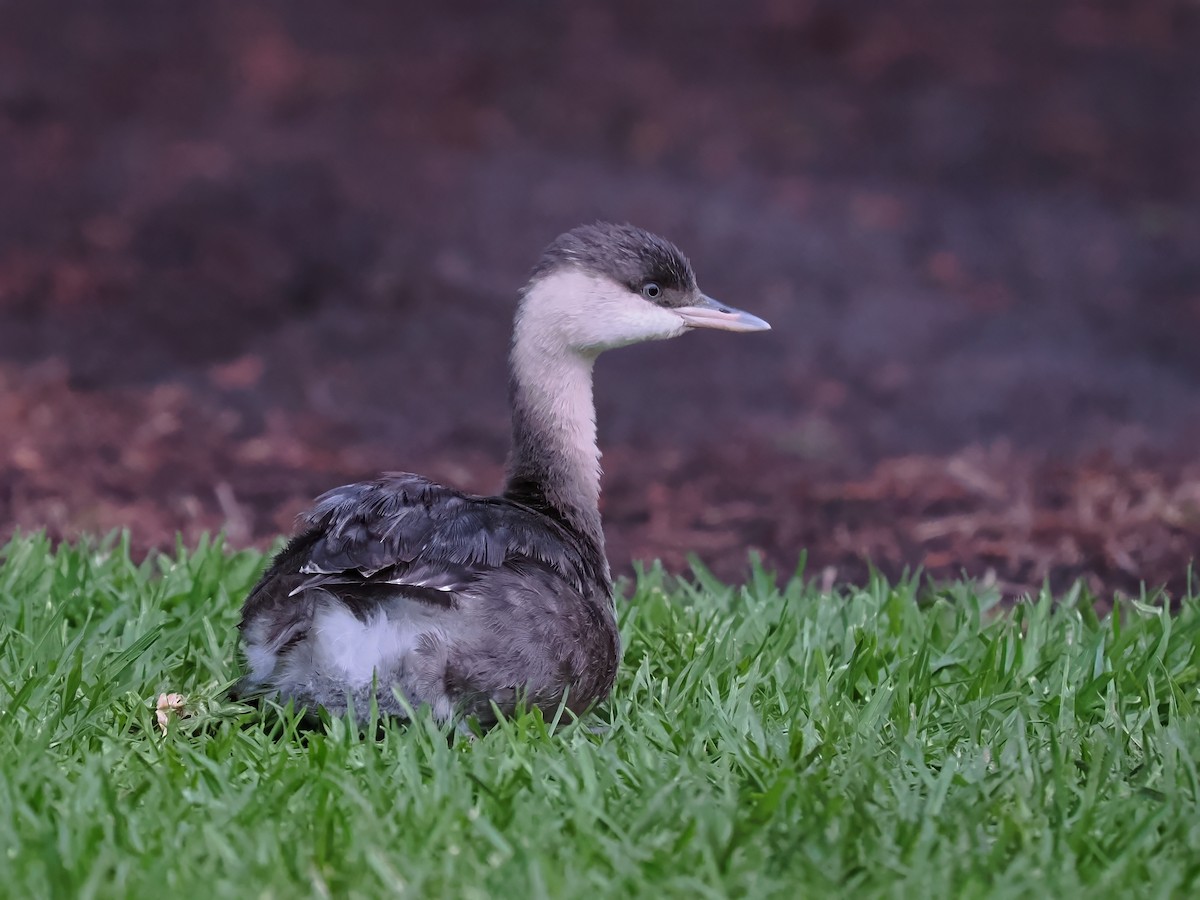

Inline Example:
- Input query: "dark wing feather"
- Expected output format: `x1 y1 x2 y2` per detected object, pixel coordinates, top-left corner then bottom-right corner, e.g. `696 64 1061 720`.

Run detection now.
239 473 608 643
299 473 605 590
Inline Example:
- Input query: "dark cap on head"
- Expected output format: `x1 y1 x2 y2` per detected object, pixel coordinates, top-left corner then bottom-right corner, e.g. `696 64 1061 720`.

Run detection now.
529 222 698 297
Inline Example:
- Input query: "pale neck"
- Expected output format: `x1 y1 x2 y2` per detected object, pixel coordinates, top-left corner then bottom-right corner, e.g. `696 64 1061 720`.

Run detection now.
503 313 605 553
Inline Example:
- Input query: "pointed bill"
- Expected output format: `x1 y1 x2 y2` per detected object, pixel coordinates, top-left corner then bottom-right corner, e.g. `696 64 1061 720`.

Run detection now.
674 295 771 333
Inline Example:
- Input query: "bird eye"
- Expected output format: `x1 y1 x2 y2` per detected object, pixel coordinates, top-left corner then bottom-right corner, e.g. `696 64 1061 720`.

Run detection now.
641 282 662 300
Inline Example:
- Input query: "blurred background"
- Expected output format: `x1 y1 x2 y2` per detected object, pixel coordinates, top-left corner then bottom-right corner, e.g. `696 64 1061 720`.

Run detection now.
1 0 1197 595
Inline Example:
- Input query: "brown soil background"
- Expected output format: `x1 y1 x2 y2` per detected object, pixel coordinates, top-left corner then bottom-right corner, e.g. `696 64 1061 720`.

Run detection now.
1 1 1198 597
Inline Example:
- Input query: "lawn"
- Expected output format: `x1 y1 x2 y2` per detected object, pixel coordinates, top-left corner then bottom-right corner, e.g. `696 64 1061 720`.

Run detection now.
1 534 1197 899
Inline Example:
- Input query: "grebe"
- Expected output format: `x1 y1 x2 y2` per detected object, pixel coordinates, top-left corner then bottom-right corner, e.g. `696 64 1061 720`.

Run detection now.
235 222 770 726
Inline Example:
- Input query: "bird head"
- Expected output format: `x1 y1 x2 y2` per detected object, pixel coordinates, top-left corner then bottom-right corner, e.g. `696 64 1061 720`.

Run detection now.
518 222 770 355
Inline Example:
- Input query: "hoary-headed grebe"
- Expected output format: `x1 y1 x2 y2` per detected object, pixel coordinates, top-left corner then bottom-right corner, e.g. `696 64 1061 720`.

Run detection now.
235 222 770 726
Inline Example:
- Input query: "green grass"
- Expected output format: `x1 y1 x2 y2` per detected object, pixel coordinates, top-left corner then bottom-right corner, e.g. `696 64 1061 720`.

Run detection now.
1 534 1198 899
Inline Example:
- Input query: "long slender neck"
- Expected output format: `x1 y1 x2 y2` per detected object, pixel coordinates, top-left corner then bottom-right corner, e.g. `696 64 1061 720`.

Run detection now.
503 307 605 555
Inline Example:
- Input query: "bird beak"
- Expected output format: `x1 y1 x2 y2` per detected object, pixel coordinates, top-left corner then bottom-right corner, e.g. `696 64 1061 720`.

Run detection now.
674 295 771 333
